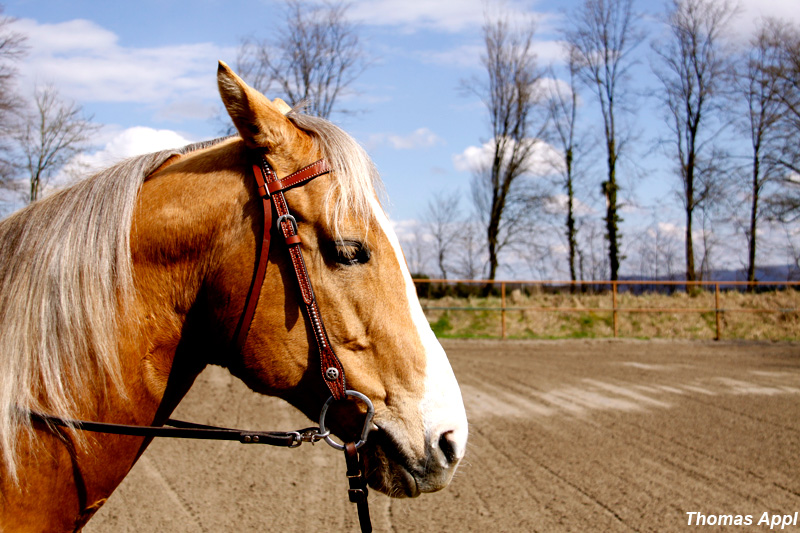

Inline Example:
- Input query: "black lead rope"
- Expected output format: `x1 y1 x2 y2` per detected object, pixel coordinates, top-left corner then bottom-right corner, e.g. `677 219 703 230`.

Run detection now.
28 411 327 447
28 411 373 533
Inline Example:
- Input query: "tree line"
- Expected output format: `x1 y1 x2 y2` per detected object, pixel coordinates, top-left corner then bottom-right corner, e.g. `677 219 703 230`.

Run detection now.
417 0 800 285
2 0 799 286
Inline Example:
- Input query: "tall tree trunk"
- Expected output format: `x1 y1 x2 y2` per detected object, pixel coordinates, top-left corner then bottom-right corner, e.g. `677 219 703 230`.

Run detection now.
29 173 40 203
747 155 760 289
604 140 621 281
485 199 501 293
566 147 577 290
685 162 696 283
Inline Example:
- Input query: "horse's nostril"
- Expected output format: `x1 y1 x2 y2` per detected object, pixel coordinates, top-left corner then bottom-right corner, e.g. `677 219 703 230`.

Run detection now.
438 430 460 466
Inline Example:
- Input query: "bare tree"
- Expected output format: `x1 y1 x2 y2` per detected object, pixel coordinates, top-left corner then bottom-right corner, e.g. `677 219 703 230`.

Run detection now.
17 85 99 203
577 220 610 283
0 8 25 188
236 0 368 119
771 24 800 175
547 47 587 285
399 222 431 277
651 0 737 282
763 21 800 222
564 0 643 282
780 222 800 280
463 16 548 283
733 18 787 285
422 191 462 279
451 220 485 280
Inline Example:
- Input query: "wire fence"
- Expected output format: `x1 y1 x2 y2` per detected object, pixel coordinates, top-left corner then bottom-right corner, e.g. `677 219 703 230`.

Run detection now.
413 278 800 341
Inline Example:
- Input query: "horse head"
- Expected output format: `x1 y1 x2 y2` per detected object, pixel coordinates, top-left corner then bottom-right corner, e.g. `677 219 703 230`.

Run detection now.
213 62 468 497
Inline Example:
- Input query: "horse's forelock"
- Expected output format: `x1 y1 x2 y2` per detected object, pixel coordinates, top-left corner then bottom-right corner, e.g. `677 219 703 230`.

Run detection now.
287 113 384 240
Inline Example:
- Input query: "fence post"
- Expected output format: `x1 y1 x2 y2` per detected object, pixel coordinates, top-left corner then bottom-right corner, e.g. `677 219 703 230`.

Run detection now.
715 283 721 341
612 281 618 338
501 281 507 339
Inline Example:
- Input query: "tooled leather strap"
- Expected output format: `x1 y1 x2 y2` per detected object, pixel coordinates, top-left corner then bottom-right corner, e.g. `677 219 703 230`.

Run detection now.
236 153 347 401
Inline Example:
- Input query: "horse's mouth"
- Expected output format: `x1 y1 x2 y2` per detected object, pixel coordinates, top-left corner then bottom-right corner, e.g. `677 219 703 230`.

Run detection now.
363 425 423 498
365 422 466 498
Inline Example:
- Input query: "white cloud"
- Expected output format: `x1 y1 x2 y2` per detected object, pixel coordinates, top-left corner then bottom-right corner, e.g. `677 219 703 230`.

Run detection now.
652 222 683 239
350 0 543 33
11 18 234 120
453 143 489 173
533 76 575 104
369 127 444 150
421 39 566 70
545 194 596 217
735 0 800 32
453 138 563 177
643 221 706 244
349 0 487 32
17 18 118 51
391 218 425 241
421 44 485 68
88 126 193 164
533 40 570 64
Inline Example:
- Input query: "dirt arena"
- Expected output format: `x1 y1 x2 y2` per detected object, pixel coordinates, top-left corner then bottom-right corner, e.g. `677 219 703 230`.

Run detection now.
85 339 800 532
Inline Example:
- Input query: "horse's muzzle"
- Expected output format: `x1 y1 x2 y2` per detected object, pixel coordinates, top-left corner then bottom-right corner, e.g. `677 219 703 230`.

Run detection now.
364 421 465 498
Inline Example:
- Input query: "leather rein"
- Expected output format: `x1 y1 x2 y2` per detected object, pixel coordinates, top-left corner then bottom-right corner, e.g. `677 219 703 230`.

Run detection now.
28 152 374 532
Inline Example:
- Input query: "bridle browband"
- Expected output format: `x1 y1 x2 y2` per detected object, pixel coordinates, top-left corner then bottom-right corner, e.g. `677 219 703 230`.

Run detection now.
28 152 374 532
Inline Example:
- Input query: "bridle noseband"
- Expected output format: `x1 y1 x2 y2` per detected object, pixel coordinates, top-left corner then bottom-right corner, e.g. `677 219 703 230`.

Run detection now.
28 151 375 532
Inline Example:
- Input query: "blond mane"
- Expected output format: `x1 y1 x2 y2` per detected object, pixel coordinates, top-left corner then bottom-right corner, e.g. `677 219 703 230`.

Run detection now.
0 138 225 479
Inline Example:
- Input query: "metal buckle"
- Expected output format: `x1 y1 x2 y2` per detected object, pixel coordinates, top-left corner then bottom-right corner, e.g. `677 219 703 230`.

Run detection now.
276 214 298 234
318 390 374 450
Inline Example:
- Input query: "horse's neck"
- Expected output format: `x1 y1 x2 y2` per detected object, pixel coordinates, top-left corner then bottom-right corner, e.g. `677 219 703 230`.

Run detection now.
39 151 248 525
1 142 248 532
126 148 247 416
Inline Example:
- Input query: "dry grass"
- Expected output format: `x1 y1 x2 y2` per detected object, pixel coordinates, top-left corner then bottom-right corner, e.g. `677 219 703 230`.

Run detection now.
420 288 800 341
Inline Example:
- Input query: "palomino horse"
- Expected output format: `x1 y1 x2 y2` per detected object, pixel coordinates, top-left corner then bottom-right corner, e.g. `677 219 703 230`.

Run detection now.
0 62 468 532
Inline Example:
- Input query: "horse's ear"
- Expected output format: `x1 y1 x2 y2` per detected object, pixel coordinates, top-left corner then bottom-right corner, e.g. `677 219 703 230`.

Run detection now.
217 61 304 152
272 98 293 115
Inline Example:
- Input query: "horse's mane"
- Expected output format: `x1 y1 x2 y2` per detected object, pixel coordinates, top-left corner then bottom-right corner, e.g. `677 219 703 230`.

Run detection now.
0 137 227 479
0 113 380 479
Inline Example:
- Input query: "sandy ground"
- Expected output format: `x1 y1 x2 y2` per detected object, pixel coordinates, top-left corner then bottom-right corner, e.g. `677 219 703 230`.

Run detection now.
85 339 800 532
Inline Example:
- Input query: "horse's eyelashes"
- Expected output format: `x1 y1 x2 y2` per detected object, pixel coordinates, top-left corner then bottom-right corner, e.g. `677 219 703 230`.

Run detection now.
333 240 370 266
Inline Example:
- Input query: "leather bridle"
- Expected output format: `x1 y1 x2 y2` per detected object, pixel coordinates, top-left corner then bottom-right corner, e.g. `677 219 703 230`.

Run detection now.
235 153 348 402
28 152 375 532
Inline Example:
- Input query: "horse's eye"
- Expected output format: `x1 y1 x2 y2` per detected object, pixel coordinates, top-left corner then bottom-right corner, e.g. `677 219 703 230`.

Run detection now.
334 240 370 265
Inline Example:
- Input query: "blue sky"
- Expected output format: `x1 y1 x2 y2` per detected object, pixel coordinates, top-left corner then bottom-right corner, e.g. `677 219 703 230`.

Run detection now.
4 0 800 277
